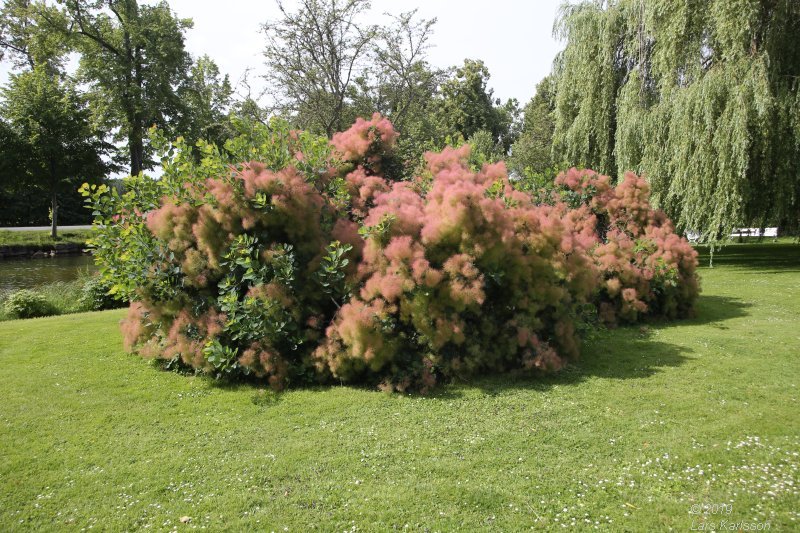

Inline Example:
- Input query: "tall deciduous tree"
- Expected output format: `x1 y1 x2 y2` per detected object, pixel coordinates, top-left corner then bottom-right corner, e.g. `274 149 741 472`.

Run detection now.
0 0 106 229
435 59 520 154
509 75 557 179
177 55 234 150
0 117 33 225
552 0 800 242
262 1 445 149
348 9 445 167
1 66 108 236
53 0 192 176
262 0 375 137
355 10 441 132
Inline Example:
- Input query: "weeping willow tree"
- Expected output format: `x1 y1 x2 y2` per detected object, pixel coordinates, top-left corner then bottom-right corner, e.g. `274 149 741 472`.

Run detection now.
552 0 800 242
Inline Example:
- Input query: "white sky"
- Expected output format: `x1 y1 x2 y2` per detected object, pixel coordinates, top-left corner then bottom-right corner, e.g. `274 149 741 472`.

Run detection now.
170 0 565 104
0 0 564 105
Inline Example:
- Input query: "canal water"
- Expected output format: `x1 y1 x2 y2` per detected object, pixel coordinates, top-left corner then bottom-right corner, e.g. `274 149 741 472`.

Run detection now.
0 254 97 292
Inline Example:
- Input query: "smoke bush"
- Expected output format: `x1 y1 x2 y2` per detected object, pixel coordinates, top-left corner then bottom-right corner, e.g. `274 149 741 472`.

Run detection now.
316 146 600 392
119 160 351 387
86 115 699 392
86 119 360 389
332 112 399 169
555 168 700 325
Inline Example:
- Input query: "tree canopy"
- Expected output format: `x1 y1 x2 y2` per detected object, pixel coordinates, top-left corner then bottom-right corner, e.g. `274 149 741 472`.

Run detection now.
552 0 800 241
261 0 445 145
0 0 68 72
508 74 556 180
1 65 108 231
176 55 234 150
435 59 520 154
262 0 375 137
54 0 193 176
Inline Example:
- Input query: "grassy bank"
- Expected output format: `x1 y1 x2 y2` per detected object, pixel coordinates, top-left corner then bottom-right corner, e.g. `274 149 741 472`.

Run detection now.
0 242 798 530
0 229 92 247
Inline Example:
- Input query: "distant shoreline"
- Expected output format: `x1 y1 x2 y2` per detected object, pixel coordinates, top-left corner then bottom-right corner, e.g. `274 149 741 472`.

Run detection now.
0 242 89 260
0 228 92 259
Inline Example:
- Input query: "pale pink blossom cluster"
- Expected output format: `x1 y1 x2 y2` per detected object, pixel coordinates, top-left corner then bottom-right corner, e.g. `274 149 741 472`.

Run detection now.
331 112 399 170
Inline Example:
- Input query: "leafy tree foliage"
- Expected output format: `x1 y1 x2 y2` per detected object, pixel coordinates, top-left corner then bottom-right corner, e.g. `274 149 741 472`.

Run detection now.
349 11 440 129
53 0 193 176
262 0 376 137
1 66 108 232
508 75 556 180
552 0 800 241
0 117 34 224
0 0 97 228
349 10 447 167
435 59 520 154
177 55 234 150
264 0 496 177
0 0 68 72
262 0 446 151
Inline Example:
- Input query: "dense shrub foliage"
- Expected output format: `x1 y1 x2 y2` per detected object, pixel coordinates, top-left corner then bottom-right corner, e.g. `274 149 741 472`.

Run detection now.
0 275 126 322
554 169 700 326
79 276 127 312
3 289 56 319
316 146 601 392
85 116 699 391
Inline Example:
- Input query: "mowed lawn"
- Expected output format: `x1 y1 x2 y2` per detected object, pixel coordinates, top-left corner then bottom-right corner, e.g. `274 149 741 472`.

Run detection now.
1 243 798 531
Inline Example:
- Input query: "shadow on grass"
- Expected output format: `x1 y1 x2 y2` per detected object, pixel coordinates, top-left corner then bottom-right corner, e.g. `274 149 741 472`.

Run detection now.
196 300 742 401
695 241 800 271
192 294 753 402
667 294 752 329
430 292 754 398
427 334 694 400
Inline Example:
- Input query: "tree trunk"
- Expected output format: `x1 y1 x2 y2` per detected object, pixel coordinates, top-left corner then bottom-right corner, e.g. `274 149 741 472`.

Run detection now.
50 158 58 239
129 122 144 176
129 39 145 177
51 191 58 240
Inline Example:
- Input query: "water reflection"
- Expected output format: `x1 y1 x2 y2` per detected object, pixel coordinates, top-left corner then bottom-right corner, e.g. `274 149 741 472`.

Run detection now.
0 254 97 292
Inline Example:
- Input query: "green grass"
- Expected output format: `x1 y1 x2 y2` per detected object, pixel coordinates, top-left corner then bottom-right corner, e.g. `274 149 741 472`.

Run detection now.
1 243 798 531
0 229 92 247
